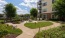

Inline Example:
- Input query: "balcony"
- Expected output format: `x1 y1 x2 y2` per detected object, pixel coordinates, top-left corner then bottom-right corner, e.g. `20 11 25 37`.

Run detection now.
37 0 42 5
37 2 42 5
39 0 42 2
37 5 42 10
39 10 42 13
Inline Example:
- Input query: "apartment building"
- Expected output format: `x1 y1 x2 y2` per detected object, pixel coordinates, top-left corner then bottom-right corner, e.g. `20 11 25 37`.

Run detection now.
37 0 55 20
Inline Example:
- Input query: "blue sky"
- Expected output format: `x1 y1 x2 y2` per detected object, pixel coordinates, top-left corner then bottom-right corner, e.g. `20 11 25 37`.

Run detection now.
0 0 38 15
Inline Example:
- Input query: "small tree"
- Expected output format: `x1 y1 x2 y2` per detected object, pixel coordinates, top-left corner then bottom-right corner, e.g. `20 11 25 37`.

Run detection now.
4 3 16 21
54 0 65 21
30 8 38 19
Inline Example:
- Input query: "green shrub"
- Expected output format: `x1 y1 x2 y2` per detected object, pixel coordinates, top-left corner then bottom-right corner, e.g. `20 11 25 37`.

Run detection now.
0 30 8 37
13 15 21 21
0 24 22 38
0 20 5 24
49 19 60 21
35 25 65 38
30 16 34 20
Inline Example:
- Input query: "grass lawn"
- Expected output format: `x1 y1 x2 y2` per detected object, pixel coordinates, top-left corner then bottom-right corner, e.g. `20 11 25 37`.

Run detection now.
0 24 22 37
35 24 65 38
0 20 4 22
24 22 53 29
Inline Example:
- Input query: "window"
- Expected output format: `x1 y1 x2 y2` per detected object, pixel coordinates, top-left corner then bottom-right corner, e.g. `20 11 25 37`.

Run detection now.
42 8 47 12
42 14 47 19
43 2 47 6
44 15 46 19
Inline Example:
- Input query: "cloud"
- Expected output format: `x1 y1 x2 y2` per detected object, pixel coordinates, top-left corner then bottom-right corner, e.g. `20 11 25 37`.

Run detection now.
0 0 29 14
19 2 37 8
25 8 27 9
0 4 2 5
24 0 38 3
0 0 7 14
0 0 7 4
15 6 29 15
19 0 38 8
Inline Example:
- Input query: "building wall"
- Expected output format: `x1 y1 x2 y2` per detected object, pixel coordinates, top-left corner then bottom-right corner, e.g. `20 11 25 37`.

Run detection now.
42 13 52 20
42 0 52 13
37 0 55 20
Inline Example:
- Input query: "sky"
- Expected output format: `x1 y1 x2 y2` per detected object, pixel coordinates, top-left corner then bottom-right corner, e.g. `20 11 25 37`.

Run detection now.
0 0 38 15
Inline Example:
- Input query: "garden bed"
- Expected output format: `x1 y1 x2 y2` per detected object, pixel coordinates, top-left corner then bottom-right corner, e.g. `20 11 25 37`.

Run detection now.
0 24 22 38
34 24 65 38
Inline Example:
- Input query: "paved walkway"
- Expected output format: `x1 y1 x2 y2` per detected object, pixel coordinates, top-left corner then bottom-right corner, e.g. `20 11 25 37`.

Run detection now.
7 21 61 38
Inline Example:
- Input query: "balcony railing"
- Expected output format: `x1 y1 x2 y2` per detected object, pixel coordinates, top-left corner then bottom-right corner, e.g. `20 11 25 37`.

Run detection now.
37 2 42 5
39 0 42 2
37 5 42 10
37 0 42 5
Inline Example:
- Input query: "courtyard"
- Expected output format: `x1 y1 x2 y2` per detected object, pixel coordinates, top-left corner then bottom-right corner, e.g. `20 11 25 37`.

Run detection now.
6 21 60 38
0 0 65 38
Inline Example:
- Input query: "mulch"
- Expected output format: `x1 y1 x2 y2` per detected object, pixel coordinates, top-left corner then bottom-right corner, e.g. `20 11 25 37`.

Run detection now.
5 34 18 38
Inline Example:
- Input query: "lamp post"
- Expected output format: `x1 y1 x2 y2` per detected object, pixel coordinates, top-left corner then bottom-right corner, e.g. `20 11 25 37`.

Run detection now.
38 26 41 38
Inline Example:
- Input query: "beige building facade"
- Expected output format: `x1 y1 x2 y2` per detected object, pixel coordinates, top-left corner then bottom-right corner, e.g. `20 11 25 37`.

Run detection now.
37 0 55 20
